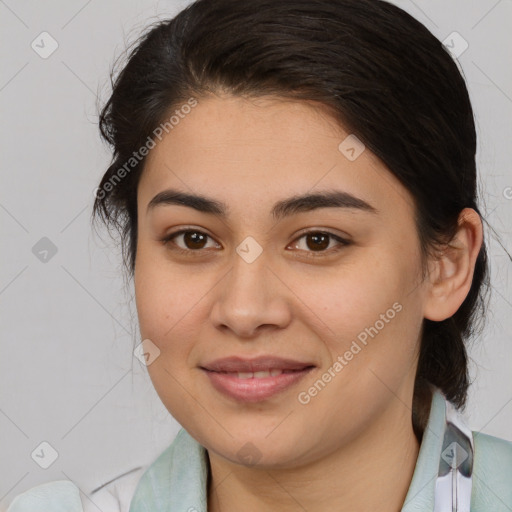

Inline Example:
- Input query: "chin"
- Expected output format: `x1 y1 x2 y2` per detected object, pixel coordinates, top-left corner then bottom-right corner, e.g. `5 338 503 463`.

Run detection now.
203 428 308 468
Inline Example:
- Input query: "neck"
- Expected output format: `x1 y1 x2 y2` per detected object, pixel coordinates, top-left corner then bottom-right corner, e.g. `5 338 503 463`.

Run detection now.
207 400 421 512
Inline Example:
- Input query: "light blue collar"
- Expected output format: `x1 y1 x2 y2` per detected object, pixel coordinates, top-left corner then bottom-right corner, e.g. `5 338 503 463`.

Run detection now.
129 387 469 512
402 387 473 511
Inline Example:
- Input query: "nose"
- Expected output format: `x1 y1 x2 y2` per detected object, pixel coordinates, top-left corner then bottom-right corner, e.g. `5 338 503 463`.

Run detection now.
209 244 292 339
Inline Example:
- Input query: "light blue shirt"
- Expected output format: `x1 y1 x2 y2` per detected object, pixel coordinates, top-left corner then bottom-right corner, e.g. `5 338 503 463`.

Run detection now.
6 387 512 511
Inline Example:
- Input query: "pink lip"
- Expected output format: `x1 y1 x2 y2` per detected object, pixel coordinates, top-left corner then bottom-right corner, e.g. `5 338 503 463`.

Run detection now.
200 356 315 403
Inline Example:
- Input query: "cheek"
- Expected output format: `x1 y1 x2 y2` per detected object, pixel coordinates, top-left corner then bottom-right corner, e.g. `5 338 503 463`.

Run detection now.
134 249 187 346
134 255 206 417
307 248 423 367
134 247 218 360
305 258 401 331
297 267 423 426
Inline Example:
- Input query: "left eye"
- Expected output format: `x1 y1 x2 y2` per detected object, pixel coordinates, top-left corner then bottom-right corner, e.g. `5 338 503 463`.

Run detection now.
289 231 348 254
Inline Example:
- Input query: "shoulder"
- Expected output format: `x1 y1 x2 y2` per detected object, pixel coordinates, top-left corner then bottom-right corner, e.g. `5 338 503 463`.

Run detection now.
471 431 512 509
3 481 83 512
4 467 146 512
4 430 198 512
473 430 512 455
473 430 512 469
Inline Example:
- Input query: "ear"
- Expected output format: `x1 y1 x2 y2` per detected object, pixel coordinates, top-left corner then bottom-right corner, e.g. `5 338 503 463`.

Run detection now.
423 208 483 322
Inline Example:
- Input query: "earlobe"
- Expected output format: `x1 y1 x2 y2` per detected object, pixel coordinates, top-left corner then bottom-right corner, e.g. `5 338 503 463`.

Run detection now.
423 208 483 322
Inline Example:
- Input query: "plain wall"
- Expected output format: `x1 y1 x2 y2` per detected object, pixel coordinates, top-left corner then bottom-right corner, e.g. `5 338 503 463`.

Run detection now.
1 0 511 507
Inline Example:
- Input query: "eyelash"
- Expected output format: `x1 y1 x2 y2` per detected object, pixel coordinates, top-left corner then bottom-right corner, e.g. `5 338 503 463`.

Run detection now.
159 228 350 259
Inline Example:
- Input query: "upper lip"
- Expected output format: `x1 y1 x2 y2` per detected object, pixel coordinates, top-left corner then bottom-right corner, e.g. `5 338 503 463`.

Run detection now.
200 356 315 373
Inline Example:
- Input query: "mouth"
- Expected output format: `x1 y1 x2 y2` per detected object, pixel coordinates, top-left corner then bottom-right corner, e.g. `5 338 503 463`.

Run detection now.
199 356 316 402
209 368 309 379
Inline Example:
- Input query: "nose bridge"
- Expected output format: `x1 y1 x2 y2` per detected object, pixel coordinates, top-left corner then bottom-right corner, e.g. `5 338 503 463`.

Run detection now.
211 236 291 336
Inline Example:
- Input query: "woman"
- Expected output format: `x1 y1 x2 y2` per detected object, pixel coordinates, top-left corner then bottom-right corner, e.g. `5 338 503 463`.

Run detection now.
6 0 511 510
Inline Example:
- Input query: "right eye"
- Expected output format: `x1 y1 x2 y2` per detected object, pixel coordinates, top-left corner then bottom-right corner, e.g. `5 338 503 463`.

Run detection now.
160 229 222 255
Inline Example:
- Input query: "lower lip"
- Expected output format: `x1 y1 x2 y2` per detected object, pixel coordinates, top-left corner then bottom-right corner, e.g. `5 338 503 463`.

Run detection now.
201 368 314 403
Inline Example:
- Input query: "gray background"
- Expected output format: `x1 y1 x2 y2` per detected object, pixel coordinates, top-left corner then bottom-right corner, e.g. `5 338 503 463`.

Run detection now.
1 0 511 508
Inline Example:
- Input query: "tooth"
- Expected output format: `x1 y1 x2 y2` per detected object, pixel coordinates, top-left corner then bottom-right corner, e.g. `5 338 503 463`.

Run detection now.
270 369 283 377
254 370 271 378
237 372 254 379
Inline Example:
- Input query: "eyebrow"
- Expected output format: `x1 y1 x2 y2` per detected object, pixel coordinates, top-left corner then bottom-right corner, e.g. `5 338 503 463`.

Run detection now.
146 188 378 220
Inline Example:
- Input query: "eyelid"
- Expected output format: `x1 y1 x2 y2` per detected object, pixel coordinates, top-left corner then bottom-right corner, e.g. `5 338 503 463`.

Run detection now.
292 227 351 243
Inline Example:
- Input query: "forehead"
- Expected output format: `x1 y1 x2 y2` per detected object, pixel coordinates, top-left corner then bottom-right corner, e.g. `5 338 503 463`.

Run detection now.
147 95 343 166
138 95 415 222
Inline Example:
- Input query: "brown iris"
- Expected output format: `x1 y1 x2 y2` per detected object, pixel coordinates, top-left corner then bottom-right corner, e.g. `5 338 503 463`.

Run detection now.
305 232 330 251
184 231 208 249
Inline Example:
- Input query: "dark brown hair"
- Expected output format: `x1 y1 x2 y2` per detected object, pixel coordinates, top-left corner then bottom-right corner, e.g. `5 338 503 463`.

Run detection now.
93 0 490 438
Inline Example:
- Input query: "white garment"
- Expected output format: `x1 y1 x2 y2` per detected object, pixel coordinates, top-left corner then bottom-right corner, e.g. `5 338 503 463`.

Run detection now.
1 467 147 512
81 467 145 512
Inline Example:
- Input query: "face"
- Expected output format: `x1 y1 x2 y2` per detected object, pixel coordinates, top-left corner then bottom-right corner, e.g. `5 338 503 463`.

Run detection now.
134 94 429 468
